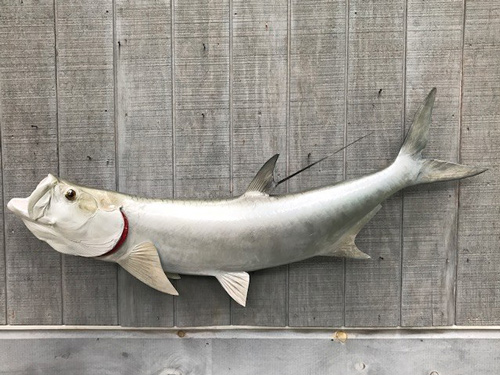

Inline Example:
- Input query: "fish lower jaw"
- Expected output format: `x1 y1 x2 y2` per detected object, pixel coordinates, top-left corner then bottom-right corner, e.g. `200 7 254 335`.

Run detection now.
7 197 30 218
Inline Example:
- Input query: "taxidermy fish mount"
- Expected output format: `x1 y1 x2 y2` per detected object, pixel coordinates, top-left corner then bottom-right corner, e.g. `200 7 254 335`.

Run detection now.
7 89 486 307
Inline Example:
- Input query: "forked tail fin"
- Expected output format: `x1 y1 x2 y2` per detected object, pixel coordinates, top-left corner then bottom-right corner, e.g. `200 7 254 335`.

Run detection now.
397 88 487 185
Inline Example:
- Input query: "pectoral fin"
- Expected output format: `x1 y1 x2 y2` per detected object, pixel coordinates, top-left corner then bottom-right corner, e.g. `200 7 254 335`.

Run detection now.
215 271 250 307
118 241 179 295
321 205 382 259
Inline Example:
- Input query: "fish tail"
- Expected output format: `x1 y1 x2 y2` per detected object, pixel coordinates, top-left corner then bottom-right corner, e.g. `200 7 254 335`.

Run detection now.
397 88 487 185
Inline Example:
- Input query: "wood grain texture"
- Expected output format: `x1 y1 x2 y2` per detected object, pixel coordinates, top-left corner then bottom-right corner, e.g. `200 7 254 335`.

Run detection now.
456 0 500 325
0 0 62 325
232 267 288 326
287 0 346 327
173 0 232 326
0 331 500 374
0 335 213 375
0 165 4 323
175 276 231 326
344 0 404 327
115 0 174 327
0 0 499 329
212 335 500 375
401 0 464 327
0 2 7 321
230 0 288 326
56 0 118 324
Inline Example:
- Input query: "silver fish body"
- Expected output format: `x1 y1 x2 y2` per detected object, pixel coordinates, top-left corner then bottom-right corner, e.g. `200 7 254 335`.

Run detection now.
7 89 487 306
112 158 408 275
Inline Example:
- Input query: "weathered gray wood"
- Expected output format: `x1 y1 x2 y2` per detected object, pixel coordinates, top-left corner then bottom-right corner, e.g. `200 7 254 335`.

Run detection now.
173 0 231 326
0 170 4 324
0 0 62 325
212 333 500 374
175 276 231 326
230 0 288 326
0 6 7 321
401 0 464 327
0 334 212 375
287 0 346 327
56 0 118 324
344 0 404 327
232 267 288 326
1 329 500 374
1 0 499 329
289 257 344 327
115 0 174 327
456 1 500 325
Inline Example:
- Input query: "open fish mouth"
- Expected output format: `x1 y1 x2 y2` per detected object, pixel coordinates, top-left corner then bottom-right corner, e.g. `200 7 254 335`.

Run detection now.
7 174 58 222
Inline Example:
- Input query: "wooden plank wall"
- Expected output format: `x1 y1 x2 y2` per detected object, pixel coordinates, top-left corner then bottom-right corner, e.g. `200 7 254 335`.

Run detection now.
288 0 346 327
457 0 500 325
1 330 500 375
1 0 62 325
230 0 288 326
344 0 404 327
0 0 498 327
56 0 118 325
115 0 175 327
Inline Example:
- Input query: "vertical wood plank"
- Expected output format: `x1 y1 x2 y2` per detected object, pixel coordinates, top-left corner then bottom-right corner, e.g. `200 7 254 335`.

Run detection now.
344 0 404 327
115 0 174 327
0 158 4 325
456 0 500 325
0 5 7 321
0 0 62 324
401 0 464 326
173 0 231 326
287 0 346 327
56 0 118 324
230 0 288 326
0 0 497 329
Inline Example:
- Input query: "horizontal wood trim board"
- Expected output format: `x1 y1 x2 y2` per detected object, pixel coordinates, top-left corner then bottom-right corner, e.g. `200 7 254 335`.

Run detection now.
0 329 499 374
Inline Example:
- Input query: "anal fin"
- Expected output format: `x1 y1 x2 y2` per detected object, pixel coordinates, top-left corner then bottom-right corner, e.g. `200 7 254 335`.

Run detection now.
321 205 382 259
334 236 371 259
118 241 179 295
215 271 250 307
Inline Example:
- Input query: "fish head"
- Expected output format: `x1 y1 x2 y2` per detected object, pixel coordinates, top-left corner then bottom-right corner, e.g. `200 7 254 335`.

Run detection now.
7 174 125 257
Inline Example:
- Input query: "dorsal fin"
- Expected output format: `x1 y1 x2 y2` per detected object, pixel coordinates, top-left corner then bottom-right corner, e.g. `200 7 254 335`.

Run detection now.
215 271 250 306
118 241 179 295
245 154 279 194
245 133 372 195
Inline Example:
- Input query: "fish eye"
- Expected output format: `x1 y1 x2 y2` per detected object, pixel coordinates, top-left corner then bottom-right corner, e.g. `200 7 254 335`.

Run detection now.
65 189 77 201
